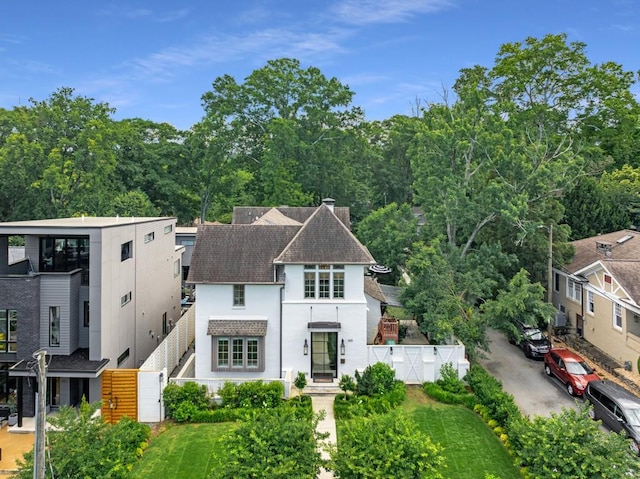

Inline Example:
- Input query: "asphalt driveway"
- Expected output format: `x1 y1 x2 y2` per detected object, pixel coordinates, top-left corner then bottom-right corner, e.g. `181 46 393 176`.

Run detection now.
477 329 580 418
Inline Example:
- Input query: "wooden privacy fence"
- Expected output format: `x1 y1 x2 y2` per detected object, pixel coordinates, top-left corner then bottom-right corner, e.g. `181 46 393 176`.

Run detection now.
101 369 138 424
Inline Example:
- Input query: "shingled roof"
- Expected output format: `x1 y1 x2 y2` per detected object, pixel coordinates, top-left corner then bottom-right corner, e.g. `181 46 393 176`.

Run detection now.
233 205 351 228
188 203 375 284
275 204 375 264
567 229 640 303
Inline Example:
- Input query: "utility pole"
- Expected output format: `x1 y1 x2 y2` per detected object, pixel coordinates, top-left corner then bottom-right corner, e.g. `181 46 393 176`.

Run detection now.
547 224 553 337
33 350 47 479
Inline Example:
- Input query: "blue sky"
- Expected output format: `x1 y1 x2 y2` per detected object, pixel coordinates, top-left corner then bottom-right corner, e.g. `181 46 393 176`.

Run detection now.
1 0 638 130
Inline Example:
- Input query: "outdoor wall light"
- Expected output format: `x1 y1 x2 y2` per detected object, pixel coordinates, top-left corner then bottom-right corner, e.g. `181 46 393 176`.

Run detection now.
340 339 346 355
389 346 393 356
303 339 309 356
434 346 438 355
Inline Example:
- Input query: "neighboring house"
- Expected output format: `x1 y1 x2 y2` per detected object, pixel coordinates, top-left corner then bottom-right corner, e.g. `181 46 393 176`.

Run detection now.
188 199 378 382
176 226 197 296
0 216 183 419
552 229 640 372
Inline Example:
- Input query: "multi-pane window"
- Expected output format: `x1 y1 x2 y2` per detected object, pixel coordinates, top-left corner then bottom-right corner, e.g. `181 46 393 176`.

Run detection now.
304 265 345 299
614 303 623 329
218 339 229 367
233 285 245 307
0 309 17 353
49 306 60 347
232 338 243 367
247 339 259 368
40 236 89 273
567 278 582 302
587 290 594 314
215 337 263 371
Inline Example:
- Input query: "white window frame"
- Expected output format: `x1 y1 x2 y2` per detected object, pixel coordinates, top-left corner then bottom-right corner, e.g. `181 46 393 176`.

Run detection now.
587 290 594 315
233 285 245 307
566 278 582 303
614 303 623 330
303 265 345 299
144 232 155 243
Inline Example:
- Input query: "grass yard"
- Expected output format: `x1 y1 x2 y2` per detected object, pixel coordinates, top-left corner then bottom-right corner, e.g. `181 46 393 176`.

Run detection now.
402 386 522 479
128 422 235 479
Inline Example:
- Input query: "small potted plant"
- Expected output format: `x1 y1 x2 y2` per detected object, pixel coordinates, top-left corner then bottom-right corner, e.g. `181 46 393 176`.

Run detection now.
7 391 17 426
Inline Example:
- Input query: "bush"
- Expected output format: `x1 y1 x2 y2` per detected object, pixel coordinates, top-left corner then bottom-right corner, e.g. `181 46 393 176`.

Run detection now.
332 410 445 479
355 362 397 396
163 382 209 420
218 380 284 409
423 381 476 408
334 381 406 420
436 362 467 394
294 371 307 391
466 364 521 431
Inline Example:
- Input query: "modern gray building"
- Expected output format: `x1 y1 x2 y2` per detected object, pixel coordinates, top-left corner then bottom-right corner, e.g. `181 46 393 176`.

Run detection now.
0 216 183 421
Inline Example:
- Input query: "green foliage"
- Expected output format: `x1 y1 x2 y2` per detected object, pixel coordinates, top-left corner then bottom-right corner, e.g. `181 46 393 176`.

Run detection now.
211 407 327 479
509 404 640 478
437 362 467 394
293 371 307 391
334 381 406 420
481 268 557 335
338 374 356 398
354 362 397 396
332 410 445 479
163 382 210 420
422 381 476 408
190 407 244 423
14 399 150 479
355 202 418 283
465 364 521 431
218 380 284 409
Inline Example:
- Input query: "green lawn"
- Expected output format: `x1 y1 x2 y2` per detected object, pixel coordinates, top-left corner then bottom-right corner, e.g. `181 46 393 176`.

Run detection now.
130 388 521 479
401 387 522 479
128 422 235 479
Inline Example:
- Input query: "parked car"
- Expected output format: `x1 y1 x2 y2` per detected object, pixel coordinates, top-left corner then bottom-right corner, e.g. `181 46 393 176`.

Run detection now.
544 348 600 396
584 380 640 455
508 321 551 359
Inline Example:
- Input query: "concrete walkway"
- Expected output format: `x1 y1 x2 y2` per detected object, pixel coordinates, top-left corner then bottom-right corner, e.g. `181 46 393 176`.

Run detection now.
311 395 336 479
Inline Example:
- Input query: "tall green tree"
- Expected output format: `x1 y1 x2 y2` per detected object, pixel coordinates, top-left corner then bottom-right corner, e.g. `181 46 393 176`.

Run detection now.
199 58 375 219
355 202 418 284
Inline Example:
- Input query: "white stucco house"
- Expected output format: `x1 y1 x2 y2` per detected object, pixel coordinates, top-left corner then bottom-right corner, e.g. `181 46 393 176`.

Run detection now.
188 199 378 382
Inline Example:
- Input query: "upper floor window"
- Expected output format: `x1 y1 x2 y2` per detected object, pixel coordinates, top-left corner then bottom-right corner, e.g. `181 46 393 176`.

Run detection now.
553 272 560 292
40 236 89 273
49 306 60 347
174 258 181 278
164 224 173 234
121 291 132 307
233 285 245 307
587 290 594 314
121 241 132 261
566 278 582 303
0 309 17 353
144 232 155 243
304 265 345 299
614 303 623 329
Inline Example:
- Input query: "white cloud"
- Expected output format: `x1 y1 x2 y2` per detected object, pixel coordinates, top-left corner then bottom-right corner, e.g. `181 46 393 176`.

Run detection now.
330 0 454 26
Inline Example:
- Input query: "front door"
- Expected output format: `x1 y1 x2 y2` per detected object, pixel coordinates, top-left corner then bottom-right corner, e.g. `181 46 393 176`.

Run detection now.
311 332 338 382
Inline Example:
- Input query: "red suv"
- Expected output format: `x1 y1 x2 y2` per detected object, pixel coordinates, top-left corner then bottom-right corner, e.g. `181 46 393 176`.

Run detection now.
544 348 600 397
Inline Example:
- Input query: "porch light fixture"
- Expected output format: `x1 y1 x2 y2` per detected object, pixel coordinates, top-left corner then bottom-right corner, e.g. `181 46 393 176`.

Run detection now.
340 339 346 356
389 346 393 356
434 346 438 355
303 339 309 356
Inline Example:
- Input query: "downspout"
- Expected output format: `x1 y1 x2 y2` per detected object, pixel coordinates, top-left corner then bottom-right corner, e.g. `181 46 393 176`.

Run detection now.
279 285 284 378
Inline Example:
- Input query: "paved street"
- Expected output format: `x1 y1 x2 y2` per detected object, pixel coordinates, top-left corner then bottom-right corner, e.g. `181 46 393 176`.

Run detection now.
477 329 580 418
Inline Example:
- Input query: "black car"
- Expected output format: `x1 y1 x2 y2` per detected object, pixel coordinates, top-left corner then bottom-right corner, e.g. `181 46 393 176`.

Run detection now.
508 321 551 359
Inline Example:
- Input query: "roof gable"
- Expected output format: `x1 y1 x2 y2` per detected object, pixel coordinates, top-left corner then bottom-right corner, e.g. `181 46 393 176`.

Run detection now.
275 204 375 264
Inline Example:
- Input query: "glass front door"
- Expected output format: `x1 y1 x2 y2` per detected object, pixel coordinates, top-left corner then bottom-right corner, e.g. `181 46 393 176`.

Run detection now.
311 332 338 382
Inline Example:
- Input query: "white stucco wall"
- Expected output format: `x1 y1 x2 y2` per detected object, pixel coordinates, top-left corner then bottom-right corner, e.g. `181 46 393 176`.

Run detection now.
194 283 283 378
